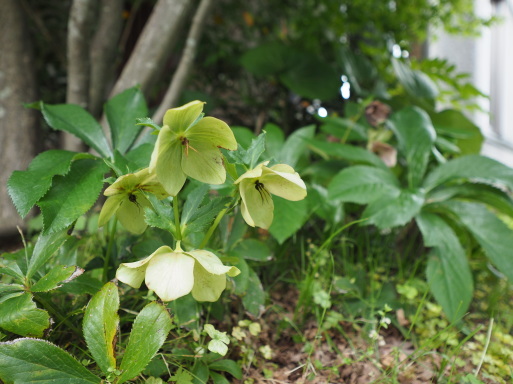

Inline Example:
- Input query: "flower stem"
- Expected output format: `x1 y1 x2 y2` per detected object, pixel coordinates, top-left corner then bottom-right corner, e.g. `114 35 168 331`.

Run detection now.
173 194 182 241
199 193 238 249
103 218 117 282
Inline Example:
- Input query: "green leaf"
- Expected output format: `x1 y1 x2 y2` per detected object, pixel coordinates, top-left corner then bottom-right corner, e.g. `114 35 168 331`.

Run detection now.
392 58 438 99
209 359 243 379
58 273 103 296
136 117 161 132
424 155 513 192
105 87 148 154
37 159 108 234
170 367 194 384
232 239 272 262
277 125 315 168
244 131 267 168
183 197 230 236
167 294 200 328
191 361 209 384
31 265 83 292
280 56 339 100
181 184 210 226
263 123 285 160
0 284 24 303
7 150 91 218
242 268 265 317
0 338 101 383
144 197 176 233
210 371 230 384
118 302 173 384
319 116 367 141
269 197 309 244
362 189 425 229
27 229 69 279
83 282 119 376
0 293 51 337
440 200 513 282
308 140 387 169
431 109 483 155
1 249 29 283
328 165 400 203
240 41 298 76
416 212 473 322
388 106 436 187
41 103 112 158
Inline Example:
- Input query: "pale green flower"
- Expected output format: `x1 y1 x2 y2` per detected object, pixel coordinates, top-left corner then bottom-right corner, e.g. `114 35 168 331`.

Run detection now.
234 162 307 229
149 100 237 196
116 242 240 302
98 168 168 234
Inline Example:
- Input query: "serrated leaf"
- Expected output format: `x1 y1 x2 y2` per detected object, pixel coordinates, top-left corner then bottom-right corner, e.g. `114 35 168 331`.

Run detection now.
362 189 425 229
83 282 119 376
27 229 69 279
170 367 194 384
0 284 24 304
136 117 161 131
0 293 51 337
388 106 436 187
7 150 89 218
243 132 267 168
440 200 513 282
41 103 112 158
106 87 148 154
424 155 513 192
144 197 176 233
242 268 265 317
209 359 242 379
118 302 172 384
328 165 400 203
181 184 210 225
183 197 230 236
0 338 101 383
37 159 108 234
308 140 387 169
416 212 473 322
269 197 309 244
31 265 83 292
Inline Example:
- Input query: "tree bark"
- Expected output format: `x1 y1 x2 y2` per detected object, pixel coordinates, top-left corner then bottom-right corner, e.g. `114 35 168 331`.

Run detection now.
64 0 96 151
0 0 38 236
89 0 124 118
153 0 213 123
110 0 193 98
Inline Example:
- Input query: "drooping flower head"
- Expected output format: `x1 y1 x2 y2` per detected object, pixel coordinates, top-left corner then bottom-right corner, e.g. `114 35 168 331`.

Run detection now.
234 162 307 229
149 101 237 196
98 168 168 234
116 242 240 302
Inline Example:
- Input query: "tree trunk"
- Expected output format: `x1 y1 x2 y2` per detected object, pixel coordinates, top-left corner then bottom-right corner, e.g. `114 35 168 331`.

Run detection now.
110 0 193 98
0 0 38 236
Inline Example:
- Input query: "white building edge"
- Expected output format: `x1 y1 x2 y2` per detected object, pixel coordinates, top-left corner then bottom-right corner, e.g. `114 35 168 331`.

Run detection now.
428 0 513 167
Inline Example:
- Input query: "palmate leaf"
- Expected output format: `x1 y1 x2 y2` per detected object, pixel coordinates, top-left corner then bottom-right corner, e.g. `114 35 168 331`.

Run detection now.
388 106 436 188
416 212 473 322
37 159 108 234
440 200 513 282
41 103 112 158
7 150 93 218
0 338 100 383
328 165 401 204
423 155 513 192
105 87 148 154
83 282 119 376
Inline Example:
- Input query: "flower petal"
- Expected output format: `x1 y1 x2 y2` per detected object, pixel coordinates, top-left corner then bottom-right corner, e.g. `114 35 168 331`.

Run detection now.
181 140 226 185
98 195 124 227
186 116 237 150
234 162 268 184
239 179 274 229
145 251 195 301
116 193 150 234
115 246 172 289
191 262 227 302
261 166 307 201
150 125 186 196
163 100 204 133
186 249 240 276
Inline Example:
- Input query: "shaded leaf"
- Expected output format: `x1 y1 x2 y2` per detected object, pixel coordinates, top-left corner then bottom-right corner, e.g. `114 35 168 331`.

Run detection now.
31 265 83 292
27 229 70 279
269 197 309 244
308 140 387 169
0 293 51 337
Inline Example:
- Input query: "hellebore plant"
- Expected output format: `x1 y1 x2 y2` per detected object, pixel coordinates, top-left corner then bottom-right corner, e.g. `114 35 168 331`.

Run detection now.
116 242 240 302
149 100 238 196
98 167 168 234
235 161 307 229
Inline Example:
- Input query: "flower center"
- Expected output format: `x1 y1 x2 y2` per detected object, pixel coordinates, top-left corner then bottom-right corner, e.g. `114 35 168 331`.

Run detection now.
180 136 198 156
254 180 271 203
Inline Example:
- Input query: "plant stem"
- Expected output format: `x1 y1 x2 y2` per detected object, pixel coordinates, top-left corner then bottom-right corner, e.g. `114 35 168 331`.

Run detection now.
173 194 182 241
199 206 228 249
103 218 117 282
475 317 494 377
